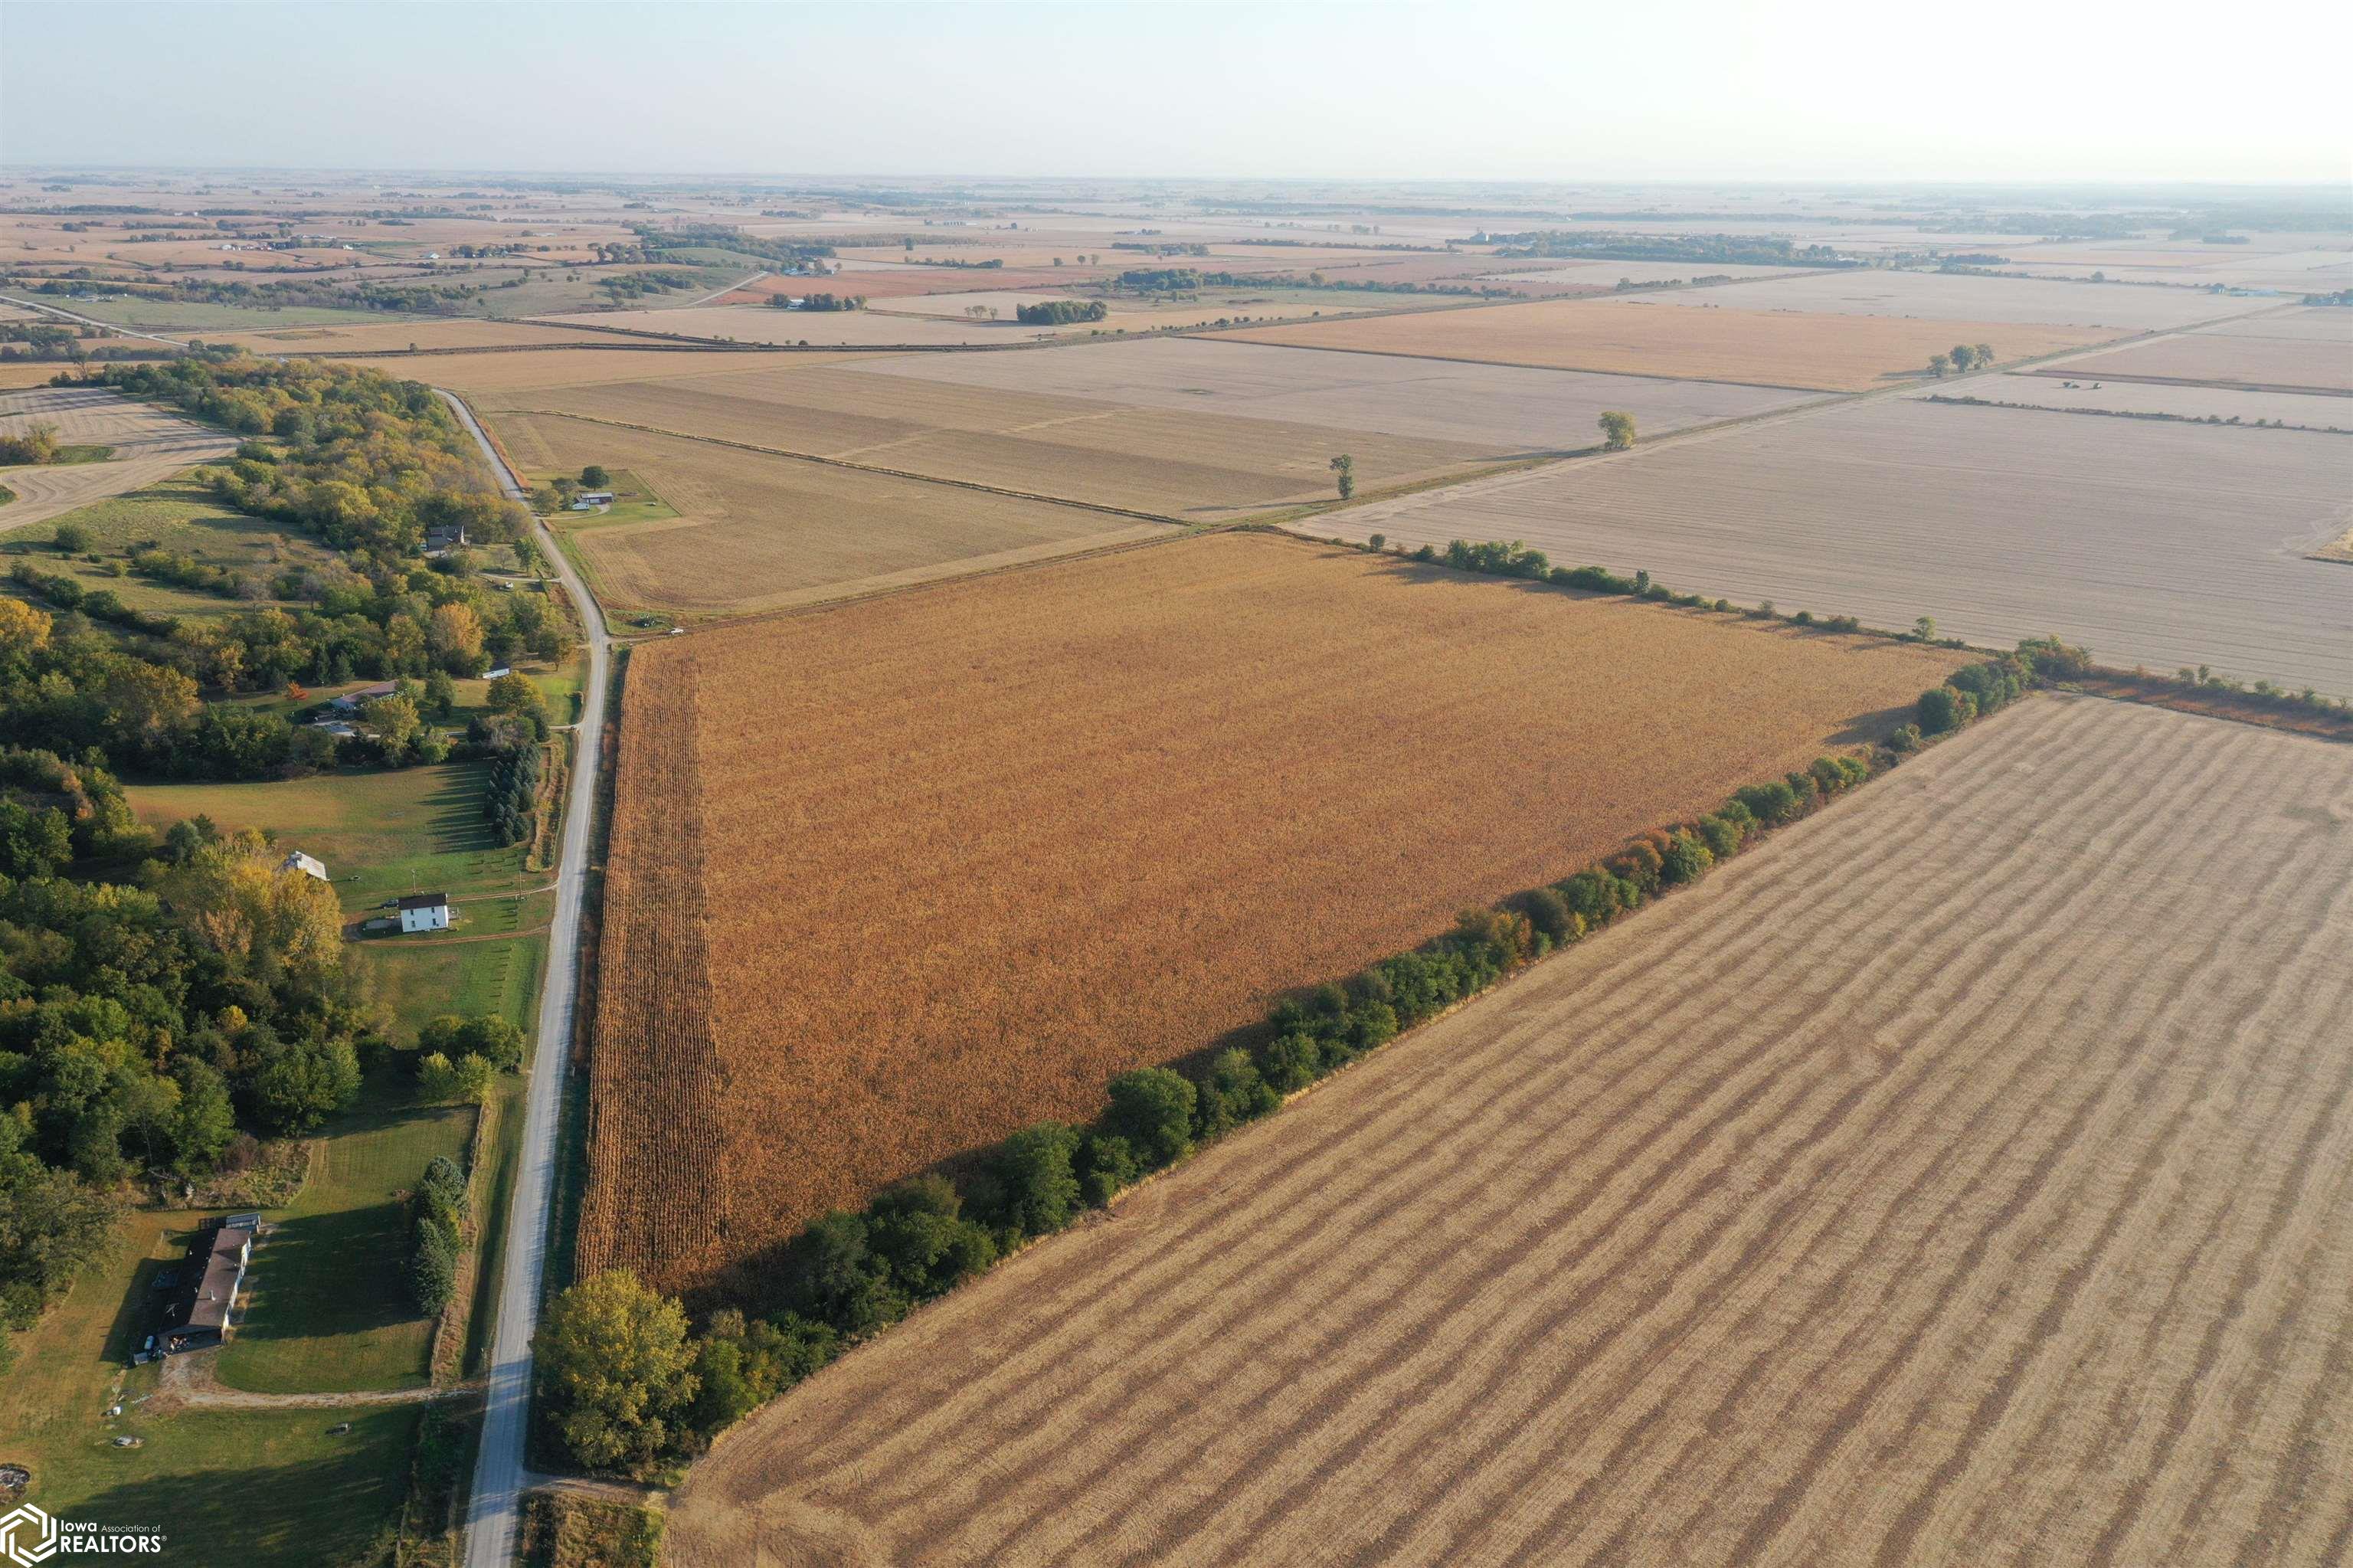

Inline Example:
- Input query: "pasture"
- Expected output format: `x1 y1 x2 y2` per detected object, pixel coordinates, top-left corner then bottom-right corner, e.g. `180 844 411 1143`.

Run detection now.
199 318 652 354
834 336 1823 448
665 694 2353 1568
491 411 1169 615
1218 297 2116 391
0 385 237 531
1325 397 2353 692
576 532 1966 1295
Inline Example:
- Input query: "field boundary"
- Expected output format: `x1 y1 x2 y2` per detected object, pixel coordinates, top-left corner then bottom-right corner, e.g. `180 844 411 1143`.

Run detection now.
502 406 1195 527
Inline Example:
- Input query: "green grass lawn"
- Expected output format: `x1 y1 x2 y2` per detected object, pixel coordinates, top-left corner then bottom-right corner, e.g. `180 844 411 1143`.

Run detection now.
126 761 538 915
0 1210 422 1568
362 929 548 1046
530 467 678 531
215 1072 475 1395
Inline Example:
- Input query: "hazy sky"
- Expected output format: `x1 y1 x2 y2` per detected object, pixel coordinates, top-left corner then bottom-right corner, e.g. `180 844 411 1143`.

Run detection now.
5 1 2348 184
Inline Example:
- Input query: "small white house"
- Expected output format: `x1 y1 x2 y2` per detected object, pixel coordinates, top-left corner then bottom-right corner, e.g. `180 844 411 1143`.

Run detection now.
397 892 451 934
279 850 328 882
479 666 511 681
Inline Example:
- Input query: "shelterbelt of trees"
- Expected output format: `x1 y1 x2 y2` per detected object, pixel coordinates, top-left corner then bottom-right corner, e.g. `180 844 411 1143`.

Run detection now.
1 357 566 781
0 747 381 1373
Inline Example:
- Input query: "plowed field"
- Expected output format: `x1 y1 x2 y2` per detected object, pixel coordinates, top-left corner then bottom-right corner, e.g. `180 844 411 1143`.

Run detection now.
0 385 237 532
668 694 2353 1568
578 532 1967 1294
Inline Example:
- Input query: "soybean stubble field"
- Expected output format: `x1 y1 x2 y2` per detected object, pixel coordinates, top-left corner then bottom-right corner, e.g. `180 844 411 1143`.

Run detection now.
1324 397 2353 692
667 694 2353 1568
578 533 1967 1296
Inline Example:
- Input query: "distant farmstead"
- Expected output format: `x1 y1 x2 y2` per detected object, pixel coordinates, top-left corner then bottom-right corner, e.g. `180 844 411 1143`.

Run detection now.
398 892 452 933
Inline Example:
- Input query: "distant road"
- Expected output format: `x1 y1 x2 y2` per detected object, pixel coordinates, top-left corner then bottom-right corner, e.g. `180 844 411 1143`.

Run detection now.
0 291 188 346
438 389 614 1568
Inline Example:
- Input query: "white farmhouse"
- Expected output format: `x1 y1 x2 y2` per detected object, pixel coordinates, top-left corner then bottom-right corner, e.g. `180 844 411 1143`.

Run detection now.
397 892 452 934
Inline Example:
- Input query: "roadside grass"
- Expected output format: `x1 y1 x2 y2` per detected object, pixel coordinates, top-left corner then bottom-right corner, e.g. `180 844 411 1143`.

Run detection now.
216 1072 474 1395
0 1210 421 1568
462 1074 531 1378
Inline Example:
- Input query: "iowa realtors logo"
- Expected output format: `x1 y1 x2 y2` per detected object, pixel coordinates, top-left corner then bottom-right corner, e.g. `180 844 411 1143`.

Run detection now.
0 1505 165 1563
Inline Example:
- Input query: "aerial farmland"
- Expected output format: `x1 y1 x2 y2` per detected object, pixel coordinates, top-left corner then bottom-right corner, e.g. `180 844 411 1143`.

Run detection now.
667 696 2353 1568
578 532 1968 1295
0 36 2348 1563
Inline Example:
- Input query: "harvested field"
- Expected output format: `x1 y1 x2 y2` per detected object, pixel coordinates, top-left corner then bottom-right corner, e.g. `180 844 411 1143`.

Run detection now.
839 336 1821 447
1632 269 2270 330
0 385 237 531
872 286 1396 330
532 305 1084 347
483 363 1504 518
578 532 1968 1295
2194 307 2353 344
1939 373 2353 430
376 347 830 395
1324 398 2353 692
2048 326 2353 394
1218 299 2116 391
666 694 2353 1568
488 412 1165 616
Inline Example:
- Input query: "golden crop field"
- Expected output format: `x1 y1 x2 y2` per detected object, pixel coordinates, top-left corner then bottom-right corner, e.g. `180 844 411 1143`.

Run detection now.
486 362 1503 518
1218 297 2119 391
576 532 1969 1295
666 694 2353 1568
488 411 1166 615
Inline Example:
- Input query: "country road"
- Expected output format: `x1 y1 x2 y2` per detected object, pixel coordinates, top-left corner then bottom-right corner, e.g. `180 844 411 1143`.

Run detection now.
438 388 614 1568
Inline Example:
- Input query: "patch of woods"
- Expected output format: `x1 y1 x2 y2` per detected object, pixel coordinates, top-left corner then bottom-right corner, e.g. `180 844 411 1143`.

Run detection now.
0 752 375 1373
0 422 63 466
1 358 572 782
765 292 863 312
1014 300 1108 326
532 589 2066 1478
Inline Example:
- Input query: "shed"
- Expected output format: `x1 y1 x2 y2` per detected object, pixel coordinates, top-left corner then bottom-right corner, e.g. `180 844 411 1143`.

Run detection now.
398 892 452 934
279 851 328 882
160 1222 251 1353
